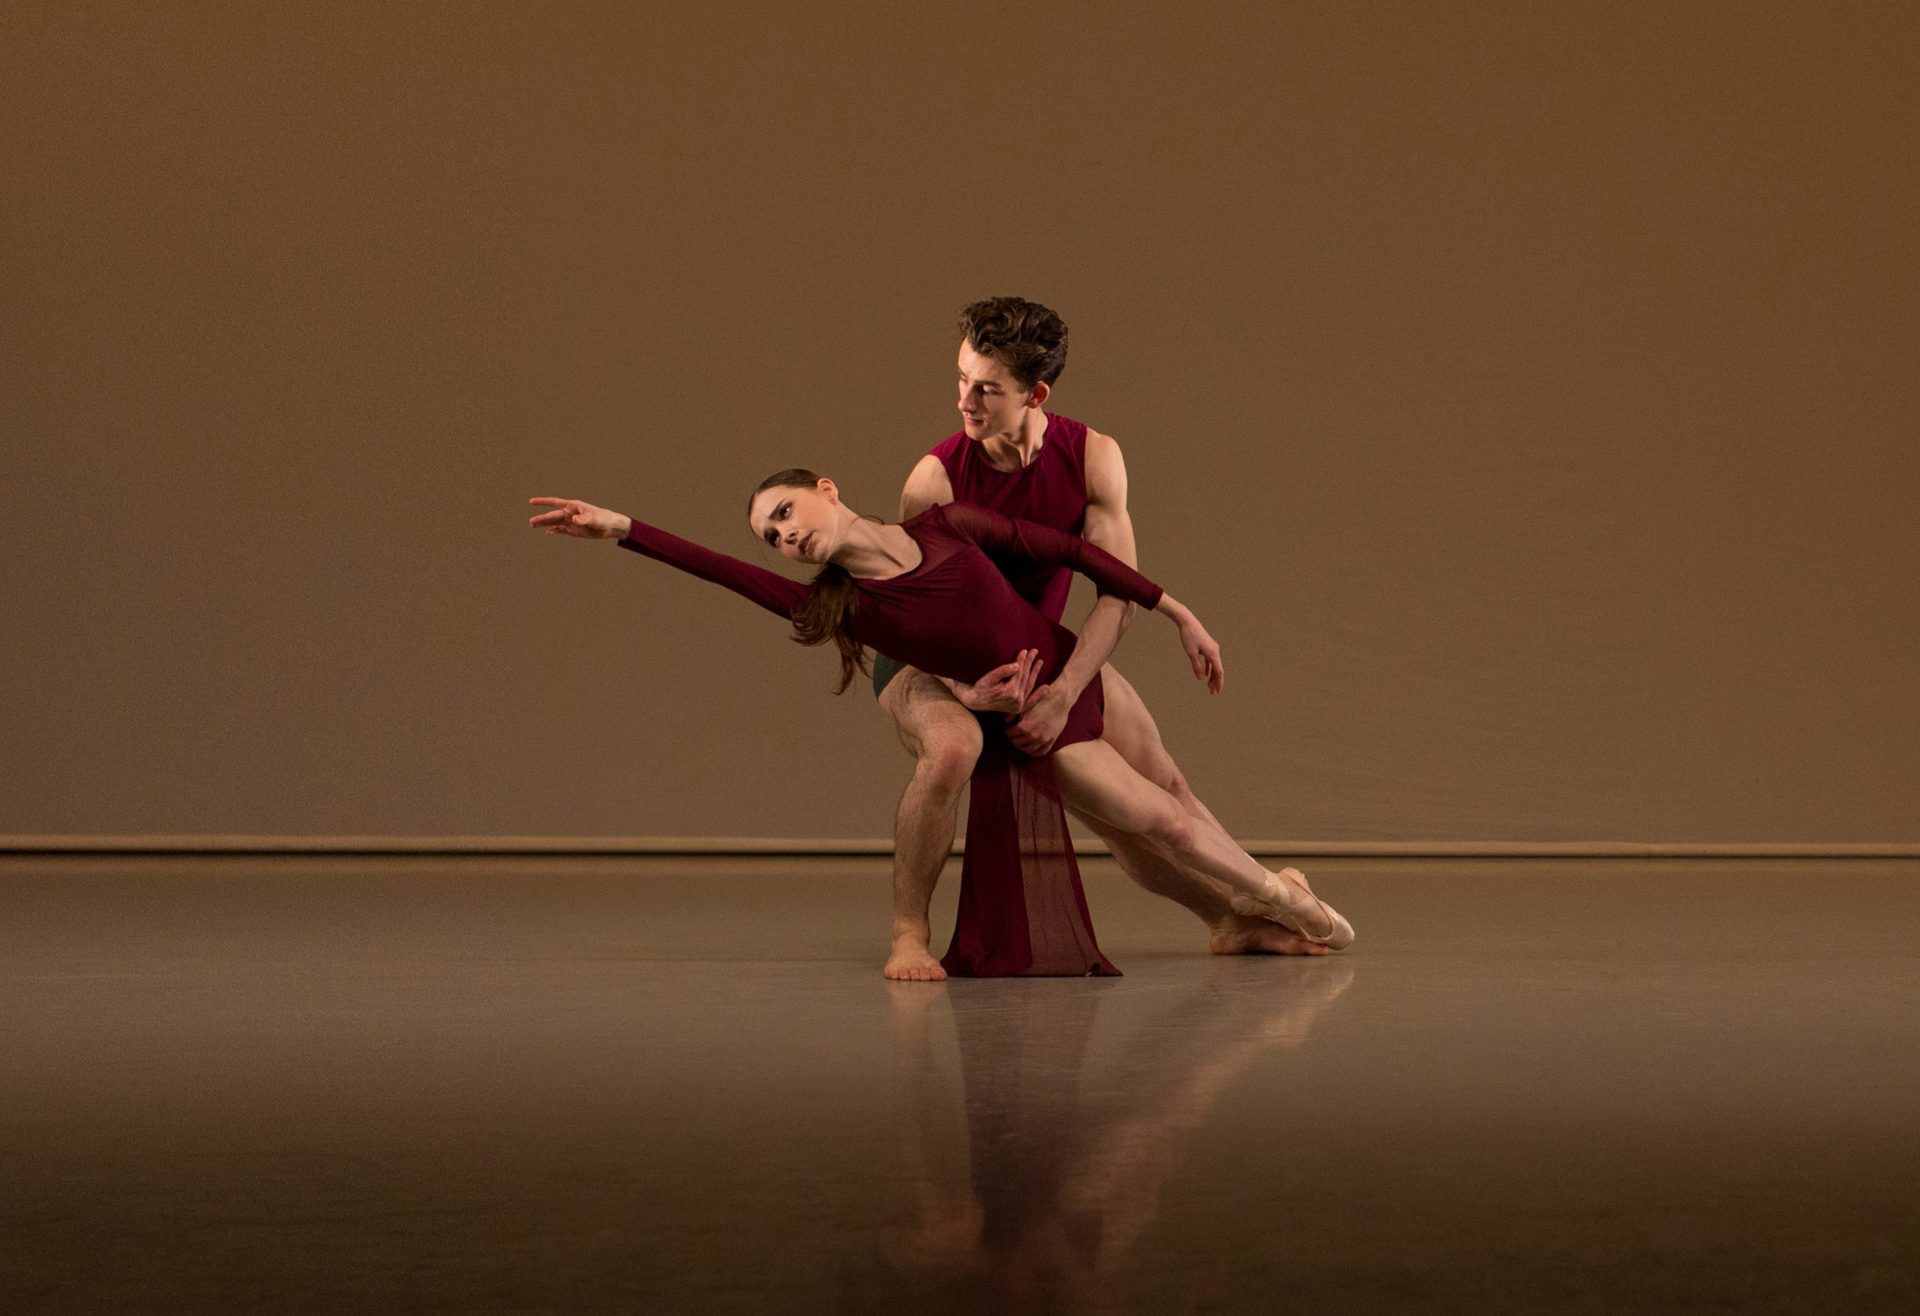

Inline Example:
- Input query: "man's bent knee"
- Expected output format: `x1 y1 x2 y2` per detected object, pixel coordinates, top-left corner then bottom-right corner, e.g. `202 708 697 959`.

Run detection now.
914 733 981 794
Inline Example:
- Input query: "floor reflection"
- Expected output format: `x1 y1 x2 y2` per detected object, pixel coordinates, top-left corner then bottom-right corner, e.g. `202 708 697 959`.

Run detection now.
873 962 1355 1310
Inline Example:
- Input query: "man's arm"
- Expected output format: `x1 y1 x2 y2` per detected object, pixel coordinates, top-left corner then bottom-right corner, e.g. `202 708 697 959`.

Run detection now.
1009 430 1140 753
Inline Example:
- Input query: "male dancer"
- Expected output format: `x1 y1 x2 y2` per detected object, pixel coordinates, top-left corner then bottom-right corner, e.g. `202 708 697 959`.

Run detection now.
879 298 1323 979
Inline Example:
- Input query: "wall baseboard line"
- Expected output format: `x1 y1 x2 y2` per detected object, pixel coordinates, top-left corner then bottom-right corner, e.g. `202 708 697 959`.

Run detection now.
2 836 1915 859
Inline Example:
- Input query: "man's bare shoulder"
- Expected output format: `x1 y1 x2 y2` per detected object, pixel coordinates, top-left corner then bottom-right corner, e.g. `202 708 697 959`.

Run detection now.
1083 428 1130 502
899 453 955 520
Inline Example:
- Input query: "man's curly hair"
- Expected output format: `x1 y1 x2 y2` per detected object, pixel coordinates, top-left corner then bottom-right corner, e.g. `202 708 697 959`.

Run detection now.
958 296 1068 390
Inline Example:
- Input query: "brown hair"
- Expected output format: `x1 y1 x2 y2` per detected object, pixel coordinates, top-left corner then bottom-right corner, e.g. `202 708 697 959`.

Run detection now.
748 469 870 694
958 296 1068 389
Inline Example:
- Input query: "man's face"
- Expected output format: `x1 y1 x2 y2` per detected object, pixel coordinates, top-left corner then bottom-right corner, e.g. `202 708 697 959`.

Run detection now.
956 340 1036 442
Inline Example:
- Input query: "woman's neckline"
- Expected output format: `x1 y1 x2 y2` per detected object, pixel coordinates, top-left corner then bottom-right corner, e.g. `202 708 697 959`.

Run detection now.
847 518 927 584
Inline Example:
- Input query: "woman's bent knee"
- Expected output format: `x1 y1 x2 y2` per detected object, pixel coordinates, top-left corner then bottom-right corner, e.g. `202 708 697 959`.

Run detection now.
1146 808 1197 856
1163 767 1194 804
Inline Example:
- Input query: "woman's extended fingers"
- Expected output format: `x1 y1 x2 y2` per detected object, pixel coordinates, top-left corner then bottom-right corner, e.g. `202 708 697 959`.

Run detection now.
976 658 1022 693
528 496 612 538
1014 649 1040 708
528 497 577 527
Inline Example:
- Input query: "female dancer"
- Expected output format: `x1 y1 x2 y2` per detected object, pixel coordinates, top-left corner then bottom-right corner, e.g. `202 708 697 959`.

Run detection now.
529 472 1353 974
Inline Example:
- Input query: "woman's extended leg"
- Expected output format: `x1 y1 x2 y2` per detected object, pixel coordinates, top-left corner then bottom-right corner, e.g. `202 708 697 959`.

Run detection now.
1095 665 1231 836
1051 738 1355 949
1085 666 1327 954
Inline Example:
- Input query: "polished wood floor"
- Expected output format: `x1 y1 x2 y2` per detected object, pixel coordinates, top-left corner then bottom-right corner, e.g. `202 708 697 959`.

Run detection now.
3 856 1916 1313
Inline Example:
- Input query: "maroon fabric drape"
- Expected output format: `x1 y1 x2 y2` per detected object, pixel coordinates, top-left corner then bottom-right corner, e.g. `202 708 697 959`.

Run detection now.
940 725 1119 978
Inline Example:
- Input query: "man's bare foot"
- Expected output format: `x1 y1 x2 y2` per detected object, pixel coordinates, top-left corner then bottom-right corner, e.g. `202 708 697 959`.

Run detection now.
884 935 949 981
1208 915 1330 956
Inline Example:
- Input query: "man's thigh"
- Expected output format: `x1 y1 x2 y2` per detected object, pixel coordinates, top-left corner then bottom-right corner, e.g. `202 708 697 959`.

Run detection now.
877 665 981 762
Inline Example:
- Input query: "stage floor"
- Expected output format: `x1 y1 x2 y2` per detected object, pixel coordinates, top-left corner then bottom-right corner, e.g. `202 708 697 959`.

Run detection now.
2 856 1916 1312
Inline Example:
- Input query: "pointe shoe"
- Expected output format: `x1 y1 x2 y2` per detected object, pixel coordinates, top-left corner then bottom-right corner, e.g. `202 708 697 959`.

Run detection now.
1230 871 1356 951
1301 897 1356 951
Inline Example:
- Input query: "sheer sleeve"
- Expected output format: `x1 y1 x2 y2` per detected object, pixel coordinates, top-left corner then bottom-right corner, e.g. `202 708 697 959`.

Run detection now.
939 503 1164 608
618 518 810 619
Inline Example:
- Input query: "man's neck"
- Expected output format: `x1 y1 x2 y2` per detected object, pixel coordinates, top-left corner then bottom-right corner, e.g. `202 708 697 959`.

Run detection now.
977 409 1049 471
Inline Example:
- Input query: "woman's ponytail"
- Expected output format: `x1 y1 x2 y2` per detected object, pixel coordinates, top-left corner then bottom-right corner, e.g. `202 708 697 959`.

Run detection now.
790 562 868 693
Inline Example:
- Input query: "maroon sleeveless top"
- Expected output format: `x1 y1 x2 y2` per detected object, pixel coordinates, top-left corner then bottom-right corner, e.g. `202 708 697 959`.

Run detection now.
929 413 1090 624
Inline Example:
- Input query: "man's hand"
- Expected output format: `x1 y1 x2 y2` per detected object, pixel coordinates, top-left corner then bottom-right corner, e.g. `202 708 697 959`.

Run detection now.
948 649 1043 714
1008 682 1074 756
528 497 630 540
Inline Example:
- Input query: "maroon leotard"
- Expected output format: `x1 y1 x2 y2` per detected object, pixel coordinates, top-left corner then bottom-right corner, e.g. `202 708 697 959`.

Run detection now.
618 501 1164 976
930 413 1092 623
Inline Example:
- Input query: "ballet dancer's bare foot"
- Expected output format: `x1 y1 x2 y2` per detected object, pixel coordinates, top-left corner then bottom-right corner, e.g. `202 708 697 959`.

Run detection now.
885 934 949 981
1208 915 1330 956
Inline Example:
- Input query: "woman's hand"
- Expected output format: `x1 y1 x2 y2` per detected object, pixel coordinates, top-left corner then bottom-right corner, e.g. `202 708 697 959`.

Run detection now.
528 498 631 540
947 649 1043 714
1156 595 1224 694
1179 613 1224 693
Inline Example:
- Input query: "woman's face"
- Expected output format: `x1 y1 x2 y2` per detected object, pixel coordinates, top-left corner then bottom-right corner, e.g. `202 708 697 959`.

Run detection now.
749 482 840 565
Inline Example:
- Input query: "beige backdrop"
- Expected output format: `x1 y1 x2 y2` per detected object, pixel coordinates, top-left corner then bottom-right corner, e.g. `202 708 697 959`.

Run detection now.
3 2 1915 847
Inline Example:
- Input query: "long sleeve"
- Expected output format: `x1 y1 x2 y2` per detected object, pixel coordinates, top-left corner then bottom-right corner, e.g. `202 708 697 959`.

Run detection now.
618 517 809 619
939 503 1164 610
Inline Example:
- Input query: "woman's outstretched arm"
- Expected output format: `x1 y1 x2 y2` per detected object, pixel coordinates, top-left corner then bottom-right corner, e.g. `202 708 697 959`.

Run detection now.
528 497 809 620
939 502 1224 694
